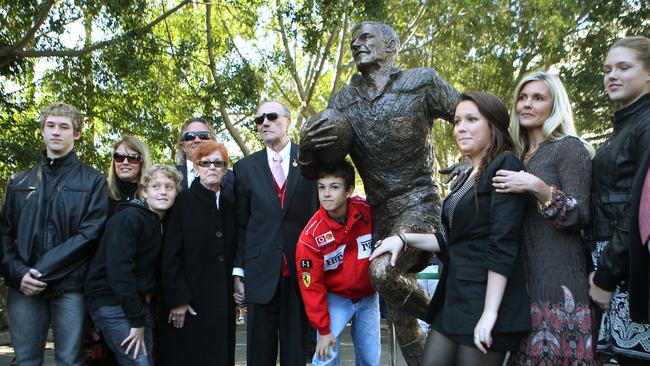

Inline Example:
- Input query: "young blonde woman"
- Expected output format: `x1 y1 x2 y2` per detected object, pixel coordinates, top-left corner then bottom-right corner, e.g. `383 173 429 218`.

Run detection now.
588 36 650 365
107 135 152 216
492 71 597 364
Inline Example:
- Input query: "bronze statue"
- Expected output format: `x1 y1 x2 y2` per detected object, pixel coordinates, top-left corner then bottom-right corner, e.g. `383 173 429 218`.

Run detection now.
300 21 460 365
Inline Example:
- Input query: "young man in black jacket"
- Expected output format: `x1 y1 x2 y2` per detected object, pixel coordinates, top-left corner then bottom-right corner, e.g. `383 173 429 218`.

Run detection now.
85 164 181 365
0 102 108 365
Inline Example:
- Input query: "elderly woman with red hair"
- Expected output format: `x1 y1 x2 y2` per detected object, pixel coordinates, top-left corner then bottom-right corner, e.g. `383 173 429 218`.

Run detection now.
157 141 237 365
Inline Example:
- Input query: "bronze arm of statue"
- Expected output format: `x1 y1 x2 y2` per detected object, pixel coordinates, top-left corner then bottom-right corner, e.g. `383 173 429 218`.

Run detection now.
439 157 473 192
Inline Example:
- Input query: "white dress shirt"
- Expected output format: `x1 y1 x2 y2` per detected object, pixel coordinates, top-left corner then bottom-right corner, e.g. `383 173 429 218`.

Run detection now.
265 142 291 179
185 159 196 187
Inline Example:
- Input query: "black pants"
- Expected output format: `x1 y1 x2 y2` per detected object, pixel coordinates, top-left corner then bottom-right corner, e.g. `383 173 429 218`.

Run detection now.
246 275 309 366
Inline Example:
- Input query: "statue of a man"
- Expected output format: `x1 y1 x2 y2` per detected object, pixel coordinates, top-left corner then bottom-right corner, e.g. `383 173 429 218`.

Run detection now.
300 21 460 365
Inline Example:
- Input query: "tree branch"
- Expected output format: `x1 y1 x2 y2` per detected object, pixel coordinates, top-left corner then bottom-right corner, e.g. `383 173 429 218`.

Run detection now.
299 28 338 124
402 0 432 48
219 18 246 61
0 0 190 61
330 13 349 97
275 0 306 101
204 0 250 156
250 42 302 113
11 0 55 52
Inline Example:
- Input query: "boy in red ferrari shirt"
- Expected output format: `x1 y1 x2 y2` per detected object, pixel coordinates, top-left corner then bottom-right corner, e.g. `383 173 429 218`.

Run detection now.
296 161 380 365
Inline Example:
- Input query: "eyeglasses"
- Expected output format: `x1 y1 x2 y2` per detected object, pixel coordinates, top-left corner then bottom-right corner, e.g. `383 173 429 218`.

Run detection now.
253 112 281 125
182 131 211 142
113 152 142 164
197 159 227 168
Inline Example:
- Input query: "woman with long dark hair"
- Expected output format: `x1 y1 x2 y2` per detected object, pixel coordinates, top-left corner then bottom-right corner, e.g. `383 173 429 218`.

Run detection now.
371 92 530 365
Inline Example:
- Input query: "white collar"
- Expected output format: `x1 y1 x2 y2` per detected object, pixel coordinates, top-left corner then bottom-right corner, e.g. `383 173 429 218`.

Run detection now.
266 141 291 164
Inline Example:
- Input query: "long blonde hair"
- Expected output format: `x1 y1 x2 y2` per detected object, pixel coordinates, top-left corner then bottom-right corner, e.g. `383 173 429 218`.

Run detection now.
510 71 594 158
108 135 153 200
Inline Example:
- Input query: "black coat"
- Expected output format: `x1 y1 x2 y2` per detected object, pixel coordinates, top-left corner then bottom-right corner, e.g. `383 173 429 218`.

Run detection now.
108 180 138 216
176 162 235 204
233 143 318 304
0 150 108 292
629 147 650 323
588 93 650 291
429 152 531 335
85 200 161 327
158 179 237 366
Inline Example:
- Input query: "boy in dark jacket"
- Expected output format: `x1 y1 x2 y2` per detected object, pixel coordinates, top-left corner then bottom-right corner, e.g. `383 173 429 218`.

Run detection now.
0 102 108 365
296 161 380 365
85 164 181 365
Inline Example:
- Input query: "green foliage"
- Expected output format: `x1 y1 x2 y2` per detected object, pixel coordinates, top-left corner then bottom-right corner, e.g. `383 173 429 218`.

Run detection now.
0 0 647 195
560 0 649 137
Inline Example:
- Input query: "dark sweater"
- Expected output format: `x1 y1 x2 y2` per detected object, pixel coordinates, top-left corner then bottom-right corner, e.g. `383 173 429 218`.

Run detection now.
108 180 139 217
85 199 162 327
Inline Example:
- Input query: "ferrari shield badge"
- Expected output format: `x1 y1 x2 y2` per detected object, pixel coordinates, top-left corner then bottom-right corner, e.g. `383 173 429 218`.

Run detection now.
302 272 311 288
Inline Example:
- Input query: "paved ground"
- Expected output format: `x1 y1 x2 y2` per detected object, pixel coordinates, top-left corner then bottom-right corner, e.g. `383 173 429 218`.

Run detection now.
0 321 408 365
0 323 618 365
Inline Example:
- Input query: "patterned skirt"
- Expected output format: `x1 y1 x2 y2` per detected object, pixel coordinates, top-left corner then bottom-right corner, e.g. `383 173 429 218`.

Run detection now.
593 241 650 360
510 286 598 365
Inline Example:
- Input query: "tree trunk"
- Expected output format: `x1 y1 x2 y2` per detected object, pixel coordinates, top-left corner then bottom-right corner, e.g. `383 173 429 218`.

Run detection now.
82 7 95 162
204 1 250 156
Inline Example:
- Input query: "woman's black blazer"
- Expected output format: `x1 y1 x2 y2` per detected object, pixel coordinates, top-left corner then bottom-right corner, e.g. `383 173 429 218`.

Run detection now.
429 151 531 335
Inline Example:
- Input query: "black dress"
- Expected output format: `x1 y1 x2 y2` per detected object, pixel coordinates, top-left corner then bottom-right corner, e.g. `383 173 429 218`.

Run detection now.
157 179 237 366
429 152 530 352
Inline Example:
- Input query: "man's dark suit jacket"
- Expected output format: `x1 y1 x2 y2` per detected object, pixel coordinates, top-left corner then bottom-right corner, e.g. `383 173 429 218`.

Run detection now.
430 152 531 335
233 143 317 304
176 162 235 204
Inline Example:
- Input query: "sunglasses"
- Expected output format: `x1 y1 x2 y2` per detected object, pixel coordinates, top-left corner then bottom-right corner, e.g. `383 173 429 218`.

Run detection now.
182 131 211 142
253 112 281 125
113 152 142 164
197 159 227 168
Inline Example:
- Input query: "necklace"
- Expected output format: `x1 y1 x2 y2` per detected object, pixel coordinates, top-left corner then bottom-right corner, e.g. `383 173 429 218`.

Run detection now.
524 145 539 163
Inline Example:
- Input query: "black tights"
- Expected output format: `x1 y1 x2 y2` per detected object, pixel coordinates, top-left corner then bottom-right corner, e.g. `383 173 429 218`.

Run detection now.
420 329 506 366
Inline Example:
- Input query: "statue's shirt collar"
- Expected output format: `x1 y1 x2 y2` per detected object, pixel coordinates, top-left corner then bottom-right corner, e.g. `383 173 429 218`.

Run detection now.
348 67 402 102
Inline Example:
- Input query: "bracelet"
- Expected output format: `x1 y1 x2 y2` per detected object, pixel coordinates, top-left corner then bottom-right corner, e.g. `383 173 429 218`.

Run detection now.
397 232 408 252
537 185 556 214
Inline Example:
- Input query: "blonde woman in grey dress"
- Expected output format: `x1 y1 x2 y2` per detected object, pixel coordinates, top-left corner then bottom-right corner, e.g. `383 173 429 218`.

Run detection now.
491 71 597 365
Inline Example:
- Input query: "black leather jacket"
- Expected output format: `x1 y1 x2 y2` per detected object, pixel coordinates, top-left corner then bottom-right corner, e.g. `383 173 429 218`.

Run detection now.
588 93 650 291
0 150 108 293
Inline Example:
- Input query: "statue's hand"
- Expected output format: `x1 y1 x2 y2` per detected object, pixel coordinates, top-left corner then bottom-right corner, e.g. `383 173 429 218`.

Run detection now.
300 116 338 151
439 157 472 191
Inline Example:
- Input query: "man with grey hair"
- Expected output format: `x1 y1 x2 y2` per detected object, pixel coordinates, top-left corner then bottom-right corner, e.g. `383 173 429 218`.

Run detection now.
234 100 317 365
175 117 234 201
300 21 460 365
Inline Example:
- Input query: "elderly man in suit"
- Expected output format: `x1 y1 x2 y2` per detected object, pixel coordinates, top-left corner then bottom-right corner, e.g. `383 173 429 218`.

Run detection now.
175 117 235 201
233 101 317 365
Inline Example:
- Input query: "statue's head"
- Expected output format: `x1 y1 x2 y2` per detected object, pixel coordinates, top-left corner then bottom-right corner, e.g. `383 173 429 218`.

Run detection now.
350 21 400 72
